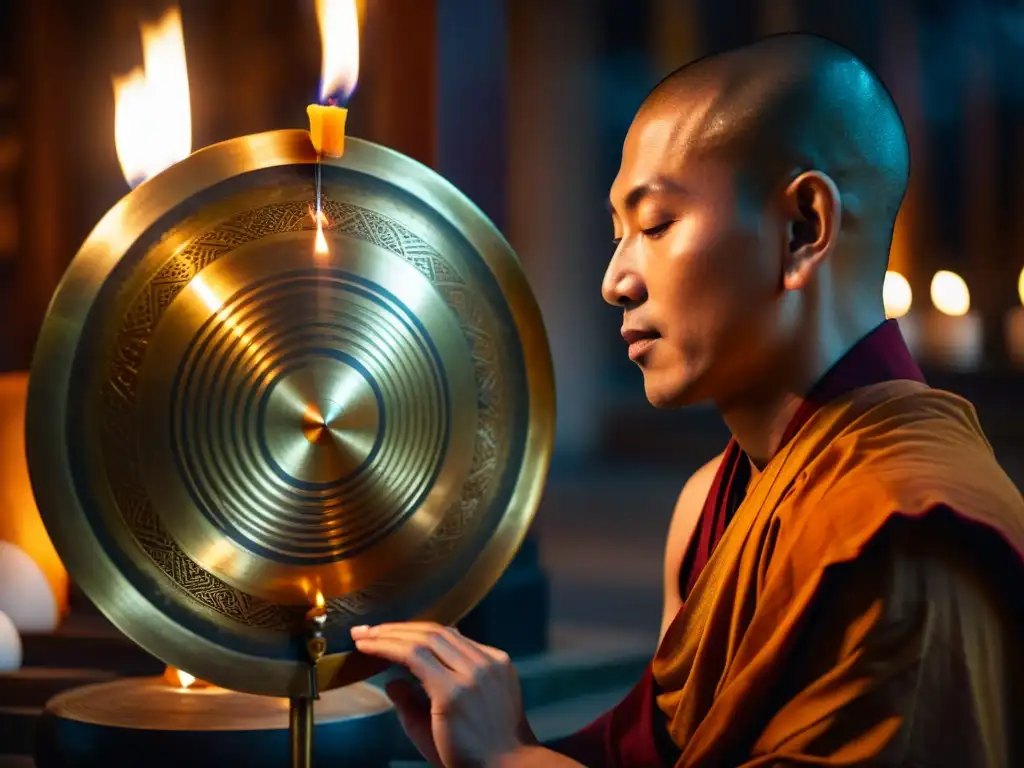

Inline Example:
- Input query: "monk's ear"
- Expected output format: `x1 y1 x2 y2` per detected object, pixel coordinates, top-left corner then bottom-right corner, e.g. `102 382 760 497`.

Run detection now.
781 170 841 291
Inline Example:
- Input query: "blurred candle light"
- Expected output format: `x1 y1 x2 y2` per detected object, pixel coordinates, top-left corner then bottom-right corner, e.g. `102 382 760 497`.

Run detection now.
113 5 192 188
1005 267 1024 367
0 373 69 627
0 611 20 671
163 665 216 691
883 270 921 355
883 270 913 318
919 270 983 371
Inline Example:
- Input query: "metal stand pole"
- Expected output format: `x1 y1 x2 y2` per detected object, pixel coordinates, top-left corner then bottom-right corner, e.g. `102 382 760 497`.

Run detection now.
289 596 327 768
289 695 314 768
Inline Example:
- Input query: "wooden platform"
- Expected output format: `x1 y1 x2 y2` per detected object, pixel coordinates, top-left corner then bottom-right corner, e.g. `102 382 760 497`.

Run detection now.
0 612 161 758
0 613 650 763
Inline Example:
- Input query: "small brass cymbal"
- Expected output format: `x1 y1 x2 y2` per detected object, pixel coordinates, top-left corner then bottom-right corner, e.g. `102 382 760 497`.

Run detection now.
26 131 555 697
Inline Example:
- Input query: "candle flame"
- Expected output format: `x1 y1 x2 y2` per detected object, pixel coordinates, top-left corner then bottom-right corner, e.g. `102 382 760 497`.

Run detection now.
304 588 328 621
113 5 192 188
882 270 912 319
930 270 971 317
1018 267 1024 308
316 0 360 104
164 666 197 689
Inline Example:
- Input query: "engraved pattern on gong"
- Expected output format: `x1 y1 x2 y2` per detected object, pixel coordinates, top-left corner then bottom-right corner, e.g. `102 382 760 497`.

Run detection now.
102 198 509 631
172 271 448 561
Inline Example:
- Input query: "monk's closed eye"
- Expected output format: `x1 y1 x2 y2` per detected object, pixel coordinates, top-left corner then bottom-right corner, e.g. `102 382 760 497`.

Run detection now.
642 220 675 239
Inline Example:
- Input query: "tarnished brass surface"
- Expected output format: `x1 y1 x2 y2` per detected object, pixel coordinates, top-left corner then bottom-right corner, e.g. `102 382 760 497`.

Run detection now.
44 678 392 731
26 130 555 696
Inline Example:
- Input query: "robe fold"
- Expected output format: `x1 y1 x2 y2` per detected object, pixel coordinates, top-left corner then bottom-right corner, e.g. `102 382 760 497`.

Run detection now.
655 379 1024 767
549 322 1024 766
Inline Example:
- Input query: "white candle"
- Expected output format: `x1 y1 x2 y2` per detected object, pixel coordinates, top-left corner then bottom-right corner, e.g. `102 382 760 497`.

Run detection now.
0 610 20 671
917 271 983 371
919 311 983 370
0 540 60 633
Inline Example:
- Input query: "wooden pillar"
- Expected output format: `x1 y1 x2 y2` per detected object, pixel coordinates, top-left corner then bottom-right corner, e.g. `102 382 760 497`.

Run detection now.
650 0 702 71
699 0 758 52
0 2 19 371
507 0 607 463
434 0 508 229
358 0 436 168
963 31 1005 367
808 0 884 72
757 0 800 37
993 24 1024 339
13 0 73 371
880 5 928 292
223 2 283 138
434 0 549 657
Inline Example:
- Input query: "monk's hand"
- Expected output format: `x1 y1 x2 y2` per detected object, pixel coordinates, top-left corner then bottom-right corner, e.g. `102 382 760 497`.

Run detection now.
351 622 527 767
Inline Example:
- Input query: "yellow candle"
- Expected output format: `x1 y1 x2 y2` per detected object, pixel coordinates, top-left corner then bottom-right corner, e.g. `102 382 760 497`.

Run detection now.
306 104 348 158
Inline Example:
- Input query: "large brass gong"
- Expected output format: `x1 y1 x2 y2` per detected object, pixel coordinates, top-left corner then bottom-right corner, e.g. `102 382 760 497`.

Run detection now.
25 129 555 698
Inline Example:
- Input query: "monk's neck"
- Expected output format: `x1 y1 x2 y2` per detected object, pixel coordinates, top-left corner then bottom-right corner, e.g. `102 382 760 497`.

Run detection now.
717 314 884 469
720 390 805 471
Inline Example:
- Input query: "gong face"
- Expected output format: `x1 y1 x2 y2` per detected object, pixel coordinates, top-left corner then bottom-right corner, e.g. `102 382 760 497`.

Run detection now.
27 132 554 696
136 231 478 604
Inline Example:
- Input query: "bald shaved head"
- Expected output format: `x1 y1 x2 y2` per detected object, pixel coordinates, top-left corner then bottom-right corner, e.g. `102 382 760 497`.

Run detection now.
603 33 908 413
643 33 910 262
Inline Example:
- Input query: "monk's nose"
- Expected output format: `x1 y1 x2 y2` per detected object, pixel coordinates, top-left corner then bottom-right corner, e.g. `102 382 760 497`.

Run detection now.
602 264 647 308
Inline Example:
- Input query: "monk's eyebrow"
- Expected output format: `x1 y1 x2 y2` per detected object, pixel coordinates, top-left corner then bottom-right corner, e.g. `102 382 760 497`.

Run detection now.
606 178 686 215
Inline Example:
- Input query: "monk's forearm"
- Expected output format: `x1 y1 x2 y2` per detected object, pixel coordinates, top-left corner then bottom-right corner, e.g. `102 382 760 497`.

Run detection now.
486 745 586 768
488 718 586 767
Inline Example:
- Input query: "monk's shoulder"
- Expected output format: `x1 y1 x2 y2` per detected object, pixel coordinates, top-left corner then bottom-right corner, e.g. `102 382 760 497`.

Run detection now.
770 398 1024 568
790 391 1008 514
666 452 723 564
660 452 725 637
674 452 723 514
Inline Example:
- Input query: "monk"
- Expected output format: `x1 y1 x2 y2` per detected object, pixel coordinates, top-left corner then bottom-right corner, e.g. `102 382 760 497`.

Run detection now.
351 33 1024 767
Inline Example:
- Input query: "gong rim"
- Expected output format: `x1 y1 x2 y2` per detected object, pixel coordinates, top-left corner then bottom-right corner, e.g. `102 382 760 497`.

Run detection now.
26 130 555 696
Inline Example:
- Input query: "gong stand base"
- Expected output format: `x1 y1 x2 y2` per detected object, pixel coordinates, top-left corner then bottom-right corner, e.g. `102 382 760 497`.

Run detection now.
33 677 401 768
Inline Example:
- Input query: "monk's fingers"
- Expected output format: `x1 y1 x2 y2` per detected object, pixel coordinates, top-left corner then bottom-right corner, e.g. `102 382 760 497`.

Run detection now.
350 635 459 697
476 642 513 667
384 623 505 664
361 621 456 634
352 623 489 670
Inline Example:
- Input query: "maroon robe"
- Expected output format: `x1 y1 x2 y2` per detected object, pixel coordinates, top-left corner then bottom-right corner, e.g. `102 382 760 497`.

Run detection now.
549 320 925 766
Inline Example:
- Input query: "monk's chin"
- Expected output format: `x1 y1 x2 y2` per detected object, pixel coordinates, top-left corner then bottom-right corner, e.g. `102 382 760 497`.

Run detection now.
643 375 706 409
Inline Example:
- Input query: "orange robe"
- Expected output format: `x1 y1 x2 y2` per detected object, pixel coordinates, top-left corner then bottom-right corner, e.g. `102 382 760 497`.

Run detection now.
654 380 1024 767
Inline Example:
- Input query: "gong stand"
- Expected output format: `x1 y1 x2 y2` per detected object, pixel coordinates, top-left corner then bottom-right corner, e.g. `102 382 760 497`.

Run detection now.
291 604 327 767
25 130 556 768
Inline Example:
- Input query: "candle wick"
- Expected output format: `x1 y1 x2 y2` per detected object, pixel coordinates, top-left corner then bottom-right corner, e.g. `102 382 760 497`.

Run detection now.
315 155 323 219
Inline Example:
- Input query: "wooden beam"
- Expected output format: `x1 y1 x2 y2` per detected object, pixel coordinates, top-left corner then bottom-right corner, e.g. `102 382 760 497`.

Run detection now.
434 0 507 230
